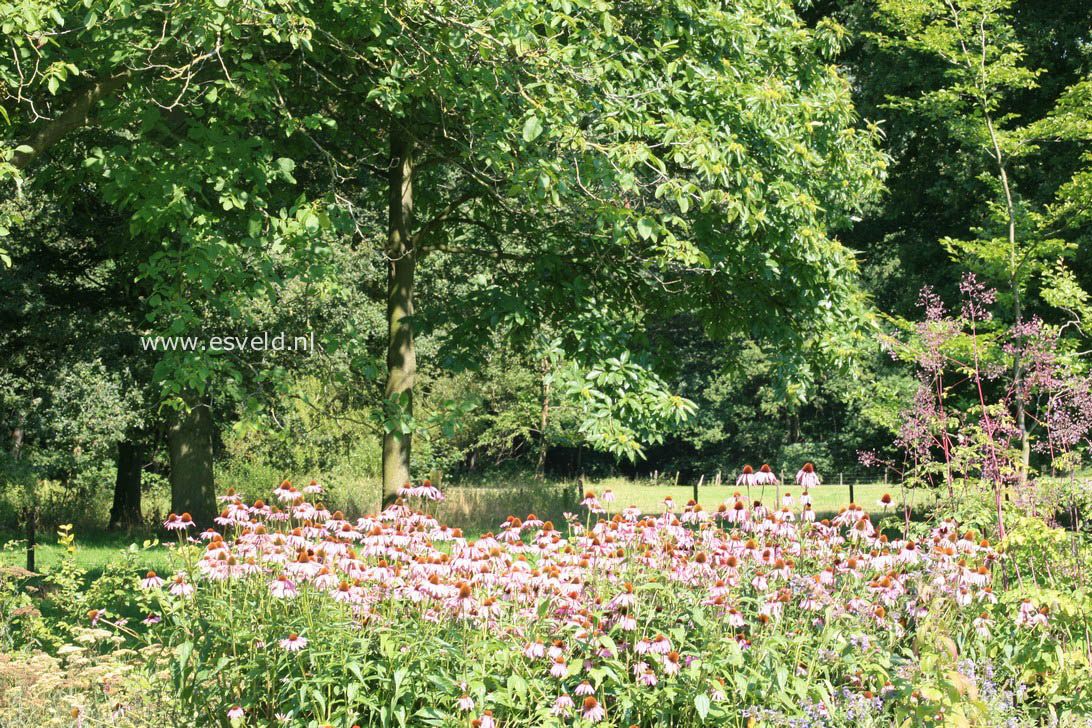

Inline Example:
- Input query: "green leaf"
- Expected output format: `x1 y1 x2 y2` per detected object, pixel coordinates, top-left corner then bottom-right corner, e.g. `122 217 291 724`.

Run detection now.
506 674 527 698
275 157 297 183
177 641 194 668
522 115 543 142
694 693 710 721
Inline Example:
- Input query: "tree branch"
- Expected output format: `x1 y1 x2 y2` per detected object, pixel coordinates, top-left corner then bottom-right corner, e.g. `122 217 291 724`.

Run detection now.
12 71 130 170
428 245 530 262
411 188 483 247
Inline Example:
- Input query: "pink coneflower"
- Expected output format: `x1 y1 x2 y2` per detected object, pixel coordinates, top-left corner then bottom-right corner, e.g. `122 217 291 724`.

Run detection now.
736 465 757 487
661 496 675 511
574 680 594 696
955 586 972 606
164 513 193 530
273 479 298 502
523 640 545 659
1016 599 1049 628
140 570 165 589
550 656 568 678
269 574 298 598
449 581 475 613
457 694 474 712
796 463 821 488
169 574 195 597
662 650 681 676
650 634 671 655
142 613 161 625
551 694 574 717
279 633 308 651
725 500 747 524
800 490 812 506
217 488 240 502
580 491 604 513
600 489 615 503
752 500 768 519
973 612 992 637
756 464 778 485
877 493 894 508
681 503 709 523
781 492 794 507
227 705 244 719
87 609 105 626
303 479 324 494
581 696 606 723
639 669 658 686
476 710 496 728
611 582 636 609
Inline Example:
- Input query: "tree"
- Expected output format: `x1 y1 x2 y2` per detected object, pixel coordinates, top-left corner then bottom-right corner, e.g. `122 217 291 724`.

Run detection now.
869 0 1092 481
3 0 887 516
0 190 152 528
288 0 887 502
2 1 336 522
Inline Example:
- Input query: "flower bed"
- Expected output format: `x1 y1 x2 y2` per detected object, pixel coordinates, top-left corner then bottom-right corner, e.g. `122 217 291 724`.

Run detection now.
85 480 1092 727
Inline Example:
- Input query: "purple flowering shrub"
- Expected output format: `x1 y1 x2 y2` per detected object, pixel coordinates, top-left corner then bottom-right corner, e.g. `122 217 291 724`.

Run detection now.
70 474 1092 727
856 273 1092 725
863 273 1092 537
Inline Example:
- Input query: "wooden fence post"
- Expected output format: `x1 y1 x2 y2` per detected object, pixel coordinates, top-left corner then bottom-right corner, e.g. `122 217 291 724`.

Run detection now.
24 505 38 573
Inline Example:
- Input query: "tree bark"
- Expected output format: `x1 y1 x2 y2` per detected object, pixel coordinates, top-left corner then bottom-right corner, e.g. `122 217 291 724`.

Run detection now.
167 394 215 525
12 72 129 170
108 440 143 530
381 126 415 507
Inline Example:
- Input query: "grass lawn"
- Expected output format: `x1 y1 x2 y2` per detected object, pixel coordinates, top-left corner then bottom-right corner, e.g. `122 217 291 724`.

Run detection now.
1 528 173 578
593 480 934 521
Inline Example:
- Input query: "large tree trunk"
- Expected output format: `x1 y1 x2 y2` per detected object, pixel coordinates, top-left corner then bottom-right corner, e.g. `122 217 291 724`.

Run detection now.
108 440 143 530
167 394 215 525
381 126 415 507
